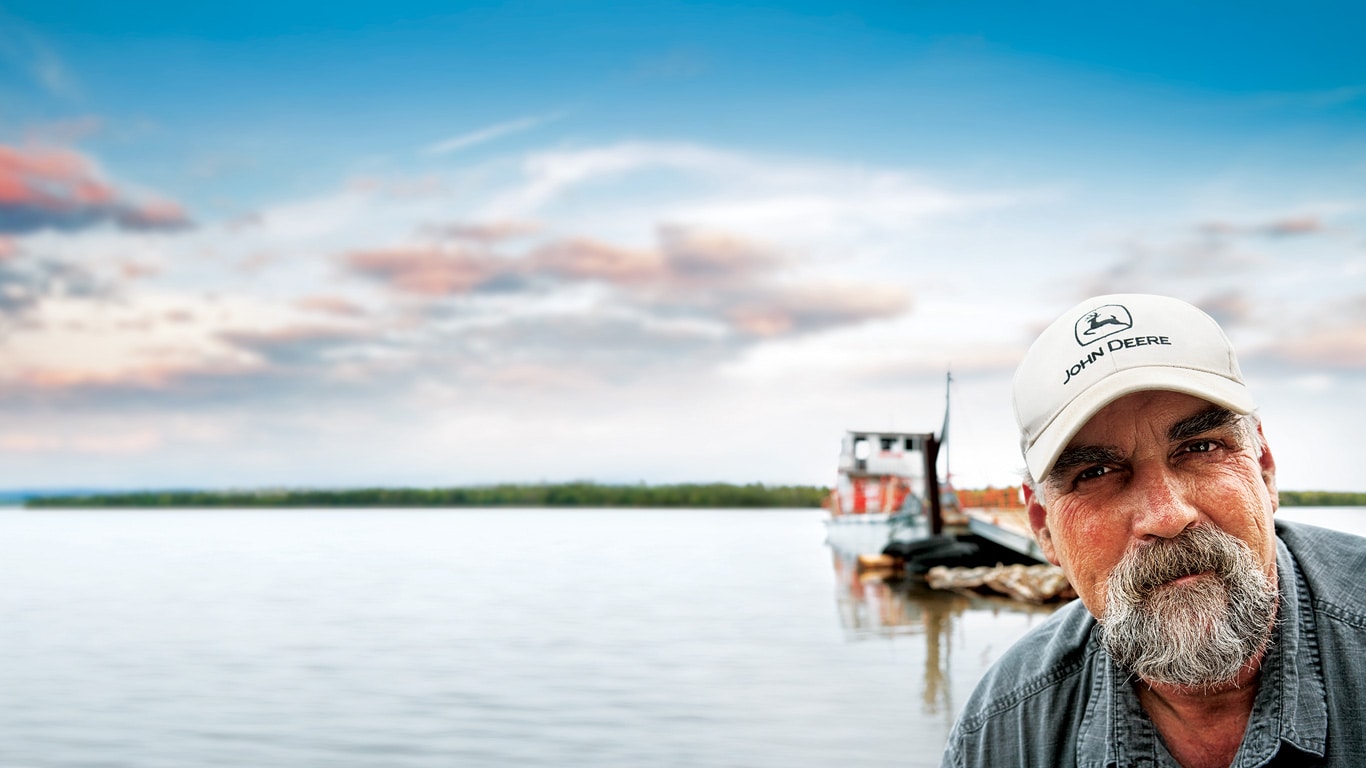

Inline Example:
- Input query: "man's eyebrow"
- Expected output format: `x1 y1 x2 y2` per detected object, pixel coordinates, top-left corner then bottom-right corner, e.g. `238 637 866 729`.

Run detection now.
1167 406 1239 444
1047 445 1125 486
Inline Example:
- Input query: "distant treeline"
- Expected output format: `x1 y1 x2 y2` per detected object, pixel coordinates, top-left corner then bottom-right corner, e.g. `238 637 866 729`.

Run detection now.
22 484 1364 510
1278 490 1366 507
24 482 831 509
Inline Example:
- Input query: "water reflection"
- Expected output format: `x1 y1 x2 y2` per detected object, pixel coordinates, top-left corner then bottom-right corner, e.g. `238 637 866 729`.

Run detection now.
829 549 1061 715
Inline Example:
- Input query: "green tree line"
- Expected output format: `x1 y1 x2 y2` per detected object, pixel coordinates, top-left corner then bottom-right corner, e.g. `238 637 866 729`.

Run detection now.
24 482 832 509
1277 490 1366 507
23 484 1365 509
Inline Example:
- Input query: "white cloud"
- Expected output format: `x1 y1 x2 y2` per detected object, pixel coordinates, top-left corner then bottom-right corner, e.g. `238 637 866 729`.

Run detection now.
7 132 1363 491
481 141 1020 256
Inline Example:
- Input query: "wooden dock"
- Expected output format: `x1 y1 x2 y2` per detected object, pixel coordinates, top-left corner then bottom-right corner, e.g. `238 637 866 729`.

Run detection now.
856 502 1074 603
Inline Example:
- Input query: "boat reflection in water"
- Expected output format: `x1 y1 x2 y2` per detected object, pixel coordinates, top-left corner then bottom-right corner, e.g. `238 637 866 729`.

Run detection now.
828 548 1062 718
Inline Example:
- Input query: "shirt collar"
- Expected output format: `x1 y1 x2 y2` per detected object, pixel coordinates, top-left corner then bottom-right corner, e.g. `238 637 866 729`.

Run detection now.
1074 535 1328 768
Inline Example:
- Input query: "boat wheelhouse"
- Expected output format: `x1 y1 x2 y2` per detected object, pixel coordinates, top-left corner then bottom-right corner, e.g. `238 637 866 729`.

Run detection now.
828 430 938 518
822 428 961 556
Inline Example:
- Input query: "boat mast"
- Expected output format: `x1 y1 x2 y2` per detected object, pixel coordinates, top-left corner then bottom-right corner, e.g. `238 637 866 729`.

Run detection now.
940 371 952 483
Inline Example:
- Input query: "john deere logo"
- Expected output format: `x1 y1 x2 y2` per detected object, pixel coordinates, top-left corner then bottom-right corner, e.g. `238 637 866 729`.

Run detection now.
1074 304 1132 346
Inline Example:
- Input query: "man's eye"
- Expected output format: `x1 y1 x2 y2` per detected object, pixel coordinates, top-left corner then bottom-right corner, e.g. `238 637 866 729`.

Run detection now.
1183 439 1219 454
1076 465 1111 482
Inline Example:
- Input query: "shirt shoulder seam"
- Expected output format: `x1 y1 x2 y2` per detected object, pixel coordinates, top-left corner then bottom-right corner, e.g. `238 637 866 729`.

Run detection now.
1312 597 1366 629
955 644 1093 733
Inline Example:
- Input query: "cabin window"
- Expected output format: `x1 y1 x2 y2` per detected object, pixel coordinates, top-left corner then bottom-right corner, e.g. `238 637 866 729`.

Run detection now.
904 438 916 450
880 437 895 451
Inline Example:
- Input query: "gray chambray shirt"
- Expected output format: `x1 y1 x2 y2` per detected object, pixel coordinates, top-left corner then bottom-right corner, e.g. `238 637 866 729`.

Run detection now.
942 520 1366 767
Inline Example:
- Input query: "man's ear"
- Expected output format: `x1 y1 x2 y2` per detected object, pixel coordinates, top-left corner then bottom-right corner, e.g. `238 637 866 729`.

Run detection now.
1026 486 1061 566
1256 422 1279 513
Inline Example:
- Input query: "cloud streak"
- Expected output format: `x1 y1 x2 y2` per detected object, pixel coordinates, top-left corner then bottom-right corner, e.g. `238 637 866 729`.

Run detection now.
342 224 912 342
0 15 79 99
344 246 510 297
424 112 564 155
0 145 191 234
1248 294 1366 372
488 141 1013 237
1199 215 1327 239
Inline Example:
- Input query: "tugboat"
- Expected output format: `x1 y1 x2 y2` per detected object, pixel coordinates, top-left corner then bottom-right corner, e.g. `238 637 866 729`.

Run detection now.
823 372 960 558
823 374 1044 577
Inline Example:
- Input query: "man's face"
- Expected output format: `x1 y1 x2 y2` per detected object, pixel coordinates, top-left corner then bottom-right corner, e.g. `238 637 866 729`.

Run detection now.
1028 390 1279 621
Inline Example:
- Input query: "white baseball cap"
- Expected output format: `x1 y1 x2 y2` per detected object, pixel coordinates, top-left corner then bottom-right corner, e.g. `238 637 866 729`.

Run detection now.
1013 293 1256 482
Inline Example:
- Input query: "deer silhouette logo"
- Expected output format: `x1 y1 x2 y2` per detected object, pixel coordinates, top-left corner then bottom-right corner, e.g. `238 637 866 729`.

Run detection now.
1074 304 1133 346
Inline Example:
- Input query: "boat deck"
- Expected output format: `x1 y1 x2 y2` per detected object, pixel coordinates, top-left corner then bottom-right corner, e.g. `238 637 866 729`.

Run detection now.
964 507 1047 563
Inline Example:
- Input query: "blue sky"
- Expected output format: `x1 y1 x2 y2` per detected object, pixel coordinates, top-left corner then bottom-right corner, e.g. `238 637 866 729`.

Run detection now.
0 1 1363 492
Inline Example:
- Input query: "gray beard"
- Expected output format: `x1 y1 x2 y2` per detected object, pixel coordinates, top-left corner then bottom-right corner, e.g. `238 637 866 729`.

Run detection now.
1098 524 1278 690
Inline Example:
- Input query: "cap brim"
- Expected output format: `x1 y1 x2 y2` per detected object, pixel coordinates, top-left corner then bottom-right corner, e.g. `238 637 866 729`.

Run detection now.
1024 366 1256 482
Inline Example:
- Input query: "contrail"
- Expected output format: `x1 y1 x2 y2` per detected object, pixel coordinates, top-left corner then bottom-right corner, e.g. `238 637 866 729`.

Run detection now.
424 112 564 155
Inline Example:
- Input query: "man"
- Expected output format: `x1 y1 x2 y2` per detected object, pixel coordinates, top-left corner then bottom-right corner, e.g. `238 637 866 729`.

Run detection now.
942 293 1366 768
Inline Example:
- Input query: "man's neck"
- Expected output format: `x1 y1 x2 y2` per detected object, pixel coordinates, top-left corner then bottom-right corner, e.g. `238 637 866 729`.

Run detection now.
1134 654 1265 768
1125 567 1283 768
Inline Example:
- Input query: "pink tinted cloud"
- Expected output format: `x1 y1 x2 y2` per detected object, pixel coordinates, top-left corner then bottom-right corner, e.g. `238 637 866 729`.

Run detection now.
117 199 191 231
0 145 110 202
1261 216 1323 237
432 219 541 243
0 144 191 233
726 306 797 337
1251 307 1366 371
0 430 161 455
345 246 511 296
348 226 774 299
120 261 160 280
1260 325 1366 370
1199 215 1326 239
343 223 913 340
528 238 665 285
658 225 782 283
295 295 366 317
216 323 386 370
1251 295 1366 370
1196 290 1255 328
1 323 377 401
219 324 370 348
13 361 241 391
524 226 777 290
725 284 911 337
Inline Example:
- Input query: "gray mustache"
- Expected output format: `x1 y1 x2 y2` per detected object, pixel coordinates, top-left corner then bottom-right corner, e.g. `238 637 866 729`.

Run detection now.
1111 525 1247 598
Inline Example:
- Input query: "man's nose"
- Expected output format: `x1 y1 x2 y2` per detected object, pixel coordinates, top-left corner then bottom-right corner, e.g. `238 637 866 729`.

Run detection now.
1129 467 1199 540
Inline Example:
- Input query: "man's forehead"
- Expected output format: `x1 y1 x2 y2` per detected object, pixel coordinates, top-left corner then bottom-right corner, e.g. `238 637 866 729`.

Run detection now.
1068 390 1228 446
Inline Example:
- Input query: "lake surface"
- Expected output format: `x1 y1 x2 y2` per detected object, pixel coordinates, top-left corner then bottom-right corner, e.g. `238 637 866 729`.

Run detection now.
2 505 1362 767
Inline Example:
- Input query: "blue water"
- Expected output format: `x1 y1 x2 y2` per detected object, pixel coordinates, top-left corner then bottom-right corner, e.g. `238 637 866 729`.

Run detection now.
1 506 1361 767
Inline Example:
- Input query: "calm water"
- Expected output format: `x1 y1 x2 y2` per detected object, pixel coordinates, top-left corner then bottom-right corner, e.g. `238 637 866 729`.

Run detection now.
2 506 1362 767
